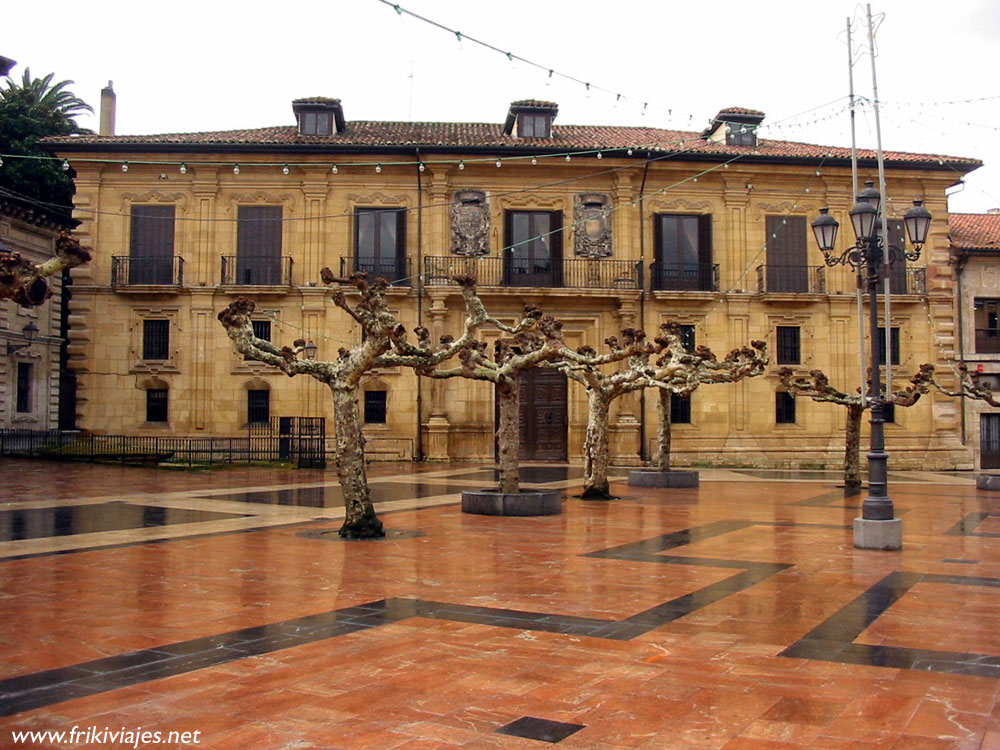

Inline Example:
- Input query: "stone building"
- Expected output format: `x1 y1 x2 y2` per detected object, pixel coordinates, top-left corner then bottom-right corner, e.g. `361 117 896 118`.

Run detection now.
950 211 1000 470
44 98 981 468
0 191 75 430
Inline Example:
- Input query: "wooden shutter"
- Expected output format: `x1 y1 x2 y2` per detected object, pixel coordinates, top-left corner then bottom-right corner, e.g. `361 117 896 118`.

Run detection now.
130 205 175 283
766 216 808 292
237 206 282 284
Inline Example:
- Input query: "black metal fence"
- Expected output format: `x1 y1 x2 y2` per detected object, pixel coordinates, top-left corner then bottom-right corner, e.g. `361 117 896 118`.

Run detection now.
424 256 641 290
111 256 185 287
0 425 327 469
221 256 294 286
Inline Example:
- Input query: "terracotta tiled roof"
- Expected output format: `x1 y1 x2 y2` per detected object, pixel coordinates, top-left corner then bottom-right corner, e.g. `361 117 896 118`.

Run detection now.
44 121 980 169
716 107 766 117
950 212 1000 250
510 99 558 109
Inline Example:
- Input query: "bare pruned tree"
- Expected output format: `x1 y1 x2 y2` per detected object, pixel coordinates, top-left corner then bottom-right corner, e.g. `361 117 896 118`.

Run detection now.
777 365 935 489
646 325 768 473
421 305 567 494
552 327 666 498
926 362 1000 407
0 232 90 306
219 272 493 538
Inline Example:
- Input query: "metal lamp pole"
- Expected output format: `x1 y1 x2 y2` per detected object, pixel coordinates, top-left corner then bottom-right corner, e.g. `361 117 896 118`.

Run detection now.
812 190 932 549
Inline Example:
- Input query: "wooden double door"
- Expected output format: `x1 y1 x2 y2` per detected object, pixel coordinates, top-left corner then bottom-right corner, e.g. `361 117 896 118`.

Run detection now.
496 368 567 461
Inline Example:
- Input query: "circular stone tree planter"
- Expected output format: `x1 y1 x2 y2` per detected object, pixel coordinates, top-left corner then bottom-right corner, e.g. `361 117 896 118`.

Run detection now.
627 469 700 488
461 488 562 516
976 474 1000 491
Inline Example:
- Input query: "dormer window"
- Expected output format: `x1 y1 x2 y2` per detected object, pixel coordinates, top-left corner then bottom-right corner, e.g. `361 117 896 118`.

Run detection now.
518 113 551 138
301 111 332 136
727 124 757 147
291 97 346 136
504 99 558 139
702 107 765 148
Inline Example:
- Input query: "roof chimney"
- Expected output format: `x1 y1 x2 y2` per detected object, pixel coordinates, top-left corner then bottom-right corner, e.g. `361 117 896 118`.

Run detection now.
100 81 116 136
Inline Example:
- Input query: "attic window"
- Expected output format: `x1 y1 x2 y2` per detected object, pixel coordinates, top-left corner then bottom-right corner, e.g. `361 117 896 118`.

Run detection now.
300 111 332 136
518 113 551 138
727 124 756 147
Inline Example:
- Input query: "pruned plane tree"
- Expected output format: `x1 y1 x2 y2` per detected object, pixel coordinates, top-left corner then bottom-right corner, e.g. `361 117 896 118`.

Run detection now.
0 232 90 306
219 271 494 538
777 364 935 490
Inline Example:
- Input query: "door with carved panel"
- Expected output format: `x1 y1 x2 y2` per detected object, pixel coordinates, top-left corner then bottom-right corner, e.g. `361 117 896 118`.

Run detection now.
518 368 567 461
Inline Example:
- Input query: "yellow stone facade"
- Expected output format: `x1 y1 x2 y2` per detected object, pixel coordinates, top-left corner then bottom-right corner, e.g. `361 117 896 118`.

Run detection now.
52 108 977 470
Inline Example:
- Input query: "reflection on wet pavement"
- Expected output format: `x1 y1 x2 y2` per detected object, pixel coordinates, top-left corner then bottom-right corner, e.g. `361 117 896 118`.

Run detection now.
199 482 462 508
0 503 247 542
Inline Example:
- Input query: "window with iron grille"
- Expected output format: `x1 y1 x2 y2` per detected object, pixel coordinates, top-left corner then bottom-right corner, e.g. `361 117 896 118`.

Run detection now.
15 362 32 413
671 393 691 424
882 401 895 424
776 391 796 424
146 388 168 423
364 390 388 424
142 319 170 360
252 320 271 341
876 327 900 366
247 389 270 425
776 326 801 365
678 325 696 353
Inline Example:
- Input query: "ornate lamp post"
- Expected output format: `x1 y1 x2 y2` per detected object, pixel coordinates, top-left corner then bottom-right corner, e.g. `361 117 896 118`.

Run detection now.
811 184 932 549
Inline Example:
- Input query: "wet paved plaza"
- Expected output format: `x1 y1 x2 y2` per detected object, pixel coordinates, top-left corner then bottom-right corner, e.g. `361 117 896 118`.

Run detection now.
1 458 999 748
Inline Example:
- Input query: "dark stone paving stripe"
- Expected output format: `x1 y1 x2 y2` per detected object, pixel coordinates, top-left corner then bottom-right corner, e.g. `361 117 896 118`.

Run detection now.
779 570 1000 679
7 520 992 717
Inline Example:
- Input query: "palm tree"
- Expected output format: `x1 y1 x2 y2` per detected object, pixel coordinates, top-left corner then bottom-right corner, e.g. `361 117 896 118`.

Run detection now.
0 68 93 211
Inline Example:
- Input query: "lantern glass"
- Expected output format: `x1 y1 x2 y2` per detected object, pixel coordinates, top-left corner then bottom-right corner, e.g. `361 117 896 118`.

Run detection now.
903 200 932 246
811 208 839 252
849 199 878 240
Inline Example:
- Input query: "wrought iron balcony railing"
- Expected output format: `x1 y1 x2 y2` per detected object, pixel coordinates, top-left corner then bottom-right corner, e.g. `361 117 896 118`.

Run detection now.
649 262 719 292
221 256 293 286
111 256 184 287
339 256 412 286
756 264 826 294
887 268 927 295
423 256 641 290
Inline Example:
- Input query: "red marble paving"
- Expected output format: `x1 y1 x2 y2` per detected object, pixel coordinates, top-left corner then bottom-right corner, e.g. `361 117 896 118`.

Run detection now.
1 462 999 748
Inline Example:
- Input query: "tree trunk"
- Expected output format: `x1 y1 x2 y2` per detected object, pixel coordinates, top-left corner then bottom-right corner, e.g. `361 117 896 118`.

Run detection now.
654 388 672 471
845 403 864 491
496 374 521 493
582 389 613 499
331 385 384 538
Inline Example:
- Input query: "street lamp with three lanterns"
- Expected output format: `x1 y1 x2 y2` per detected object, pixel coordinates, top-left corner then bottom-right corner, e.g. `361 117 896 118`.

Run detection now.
810 182 932 548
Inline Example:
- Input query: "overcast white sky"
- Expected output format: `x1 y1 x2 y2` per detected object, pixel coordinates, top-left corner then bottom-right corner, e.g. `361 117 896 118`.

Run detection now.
6 0 999 213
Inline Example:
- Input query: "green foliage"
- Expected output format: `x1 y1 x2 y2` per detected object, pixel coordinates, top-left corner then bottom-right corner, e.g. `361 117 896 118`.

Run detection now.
0 69 92 215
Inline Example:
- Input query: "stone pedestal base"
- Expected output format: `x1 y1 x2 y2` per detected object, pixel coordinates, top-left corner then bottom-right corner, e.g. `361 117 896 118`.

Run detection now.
853 517 902 550
461 489 562 516
976 474 1000 491
423 417 450 461
627 469 699 488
